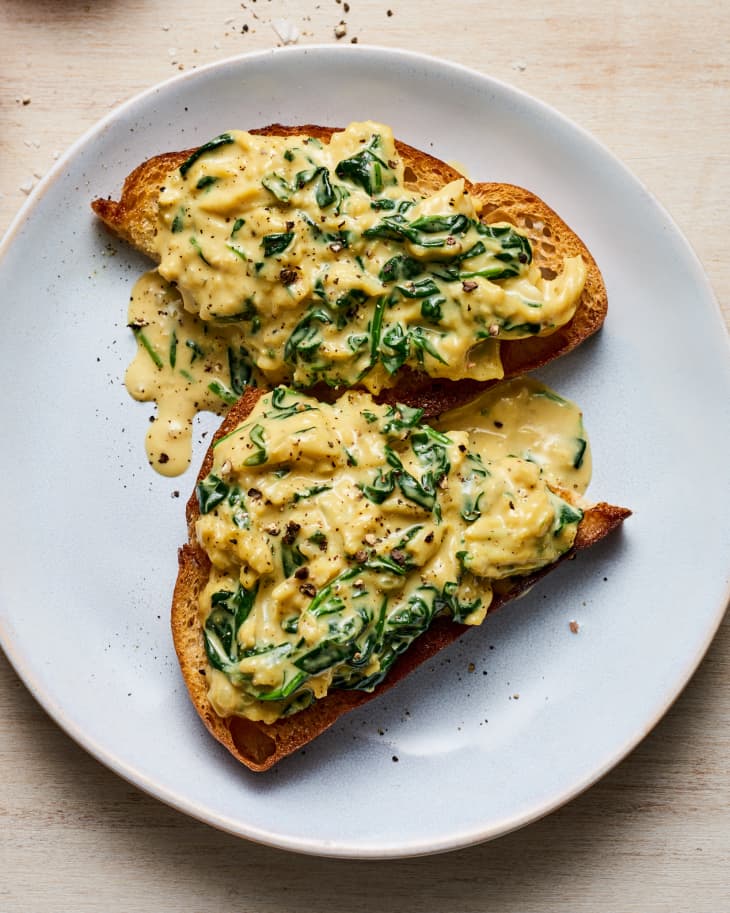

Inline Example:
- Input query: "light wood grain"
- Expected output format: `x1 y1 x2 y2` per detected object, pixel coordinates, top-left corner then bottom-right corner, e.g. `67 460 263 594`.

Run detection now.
1 1 728 910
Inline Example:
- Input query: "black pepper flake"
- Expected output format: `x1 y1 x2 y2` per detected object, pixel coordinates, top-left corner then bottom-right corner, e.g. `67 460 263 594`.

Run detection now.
391 548 406 566
248 487 262 499
158 453 169 464
280 267 298 285
392 755 399 762
494 420 503 429
458 444 467 452
283 521 301 545
424 532 434 543
354 549 368 563
294 566 309 580
518 253 528 263
299 582 317 597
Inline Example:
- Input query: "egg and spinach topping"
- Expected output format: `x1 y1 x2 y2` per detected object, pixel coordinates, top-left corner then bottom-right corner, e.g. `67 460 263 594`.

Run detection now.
153 121 586 394
196 385 586 723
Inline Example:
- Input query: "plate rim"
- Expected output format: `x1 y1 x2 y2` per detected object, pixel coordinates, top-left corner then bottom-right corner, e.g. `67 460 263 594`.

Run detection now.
1 43 729 859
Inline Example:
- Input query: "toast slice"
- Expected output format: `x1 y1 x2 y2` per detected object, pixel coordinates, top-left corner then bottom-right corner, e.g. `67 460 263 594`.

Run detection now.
92 125 607 414
171 387 630 772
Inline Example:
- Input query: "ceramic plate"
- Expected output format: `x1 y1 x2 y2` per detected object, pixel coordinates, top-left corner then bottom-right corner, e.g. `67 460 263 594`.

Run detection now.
1 46 728 858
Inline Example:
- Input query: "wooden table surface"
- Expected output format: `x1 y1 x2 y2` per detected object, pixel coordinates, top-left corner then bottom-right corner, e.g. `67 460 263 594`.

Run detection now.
1 1 728 909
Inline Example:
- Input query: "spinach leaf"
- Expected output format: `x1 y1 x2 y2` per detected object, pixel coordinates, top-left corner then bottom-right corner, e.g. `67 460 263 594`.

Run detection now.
284 307 332 365
195 175 219 191
293 484 331 503
169 330 177 368
420 295 444 322
281 540 306 578
334 136 390 196
243 424 267 466
461 491 484 523
435 581 483 624
408 213 470 235
196 473 228 513
185 338 205 362
130 327 163 369
295 641 356 675
262 173 294 202
360 468 395 504
380 403 424 435
179 134 234 178
264 386 318 420
409 326 448 366
380 322 410 374
554 501 583 535
171 209 185 233
379 254 422 284
262 232 295 257
208 380 238 405
189 235 211 265
228 345 256 394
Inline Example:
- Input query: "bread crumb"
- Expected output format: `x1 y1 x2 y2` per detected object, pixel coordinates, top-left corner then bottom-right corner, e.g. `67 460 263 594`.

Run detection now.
512 60 527 71
334 21 347 38
569 620 580 634
467 662 475 673
19 178 35 195
21 96 31 105
271 18 300 44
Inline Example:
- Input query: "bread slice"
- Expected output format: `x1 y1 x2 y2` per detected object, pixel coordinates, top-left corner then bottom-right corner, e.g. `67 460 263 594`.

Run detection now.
91 124 607 414
171 387 630 772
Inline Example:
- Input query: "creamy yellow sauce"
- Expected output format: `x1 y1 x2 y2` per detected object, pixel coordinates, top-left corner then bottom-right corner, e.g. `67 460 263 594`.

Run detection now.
125 271 264 475
195 381 588 723
152 121 585 393
435 377 591 497
126 121 587 475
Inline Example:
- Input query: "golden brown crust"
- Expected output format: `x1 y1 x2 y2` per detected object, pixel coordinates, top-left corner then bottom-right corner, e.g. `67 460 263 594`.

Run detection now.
91 124 607 414
171 389 631 772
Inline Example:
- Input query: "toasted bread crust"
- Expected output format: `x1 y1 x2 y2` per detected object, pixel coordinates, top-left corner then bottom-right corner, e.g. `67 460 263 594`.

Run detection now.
171 388 630 772
91 124 607 414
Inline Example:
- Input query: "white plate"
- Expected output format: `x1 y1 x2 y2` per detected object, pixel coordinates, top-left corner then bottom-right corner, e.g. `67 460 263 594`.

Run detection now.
1 46 728 859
